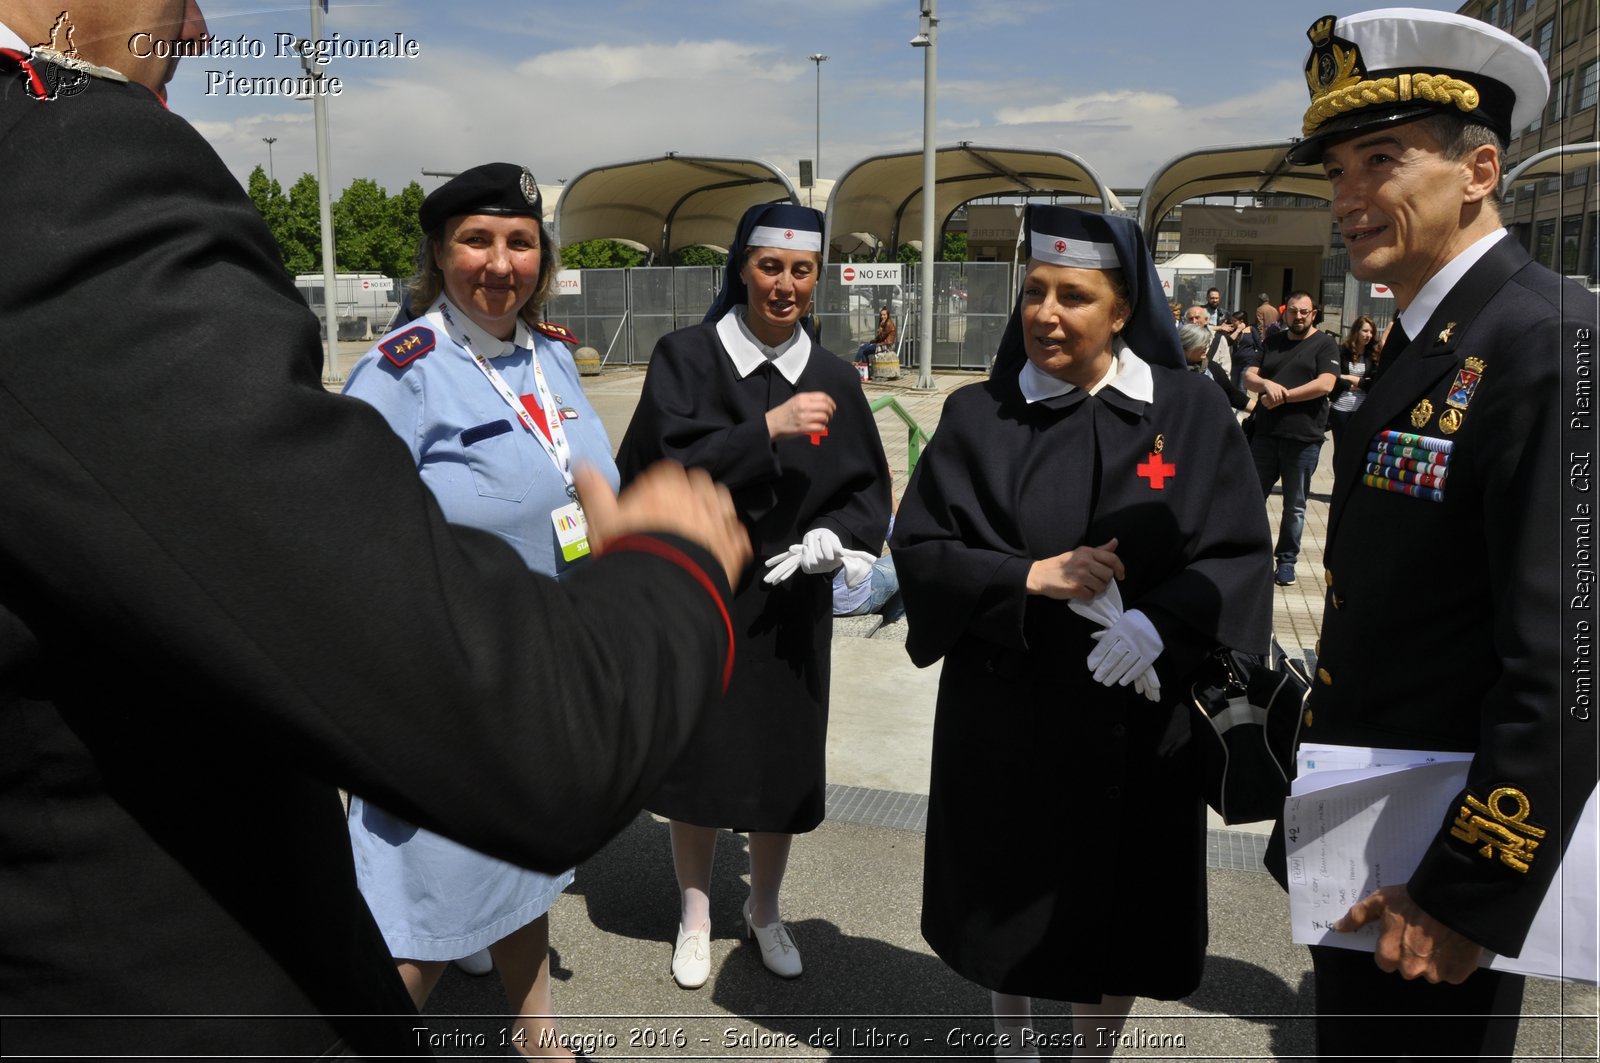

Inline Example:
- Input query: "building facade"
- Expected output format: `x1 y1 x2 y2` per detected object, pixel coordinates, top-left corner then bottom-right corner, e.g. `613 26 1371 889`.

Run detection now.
1458 0 1600 282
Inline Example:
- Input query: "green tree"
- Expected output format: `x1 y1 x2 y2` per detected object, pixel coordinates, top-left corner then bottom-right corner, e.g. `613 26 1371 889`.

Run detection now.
246 165 293 273
670 244 727 268
560 239 647 269
389 181 426 278
895 232 967 264
277 173 323 275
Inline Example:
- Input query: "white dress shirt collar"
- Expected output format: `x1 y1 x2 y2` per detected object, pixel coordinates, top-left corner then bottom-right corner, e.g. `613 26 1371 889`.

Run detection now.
1019 337 1155 404
715 307 812 384
1397 228 1507 338
430 298 532 359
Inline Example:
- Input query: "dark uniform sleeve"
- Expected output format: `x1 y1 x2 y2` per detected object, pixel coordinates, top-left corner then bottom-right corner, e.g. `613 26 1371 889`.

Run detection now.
891 386 1033 668
0 77 732 875
615 327 780 491
1407 296 1591 956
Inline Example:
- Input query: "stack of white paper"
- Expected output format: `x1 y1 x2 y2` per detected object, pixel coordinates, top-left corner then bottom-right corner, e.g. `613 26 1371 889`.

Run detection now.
1284 743 1597 984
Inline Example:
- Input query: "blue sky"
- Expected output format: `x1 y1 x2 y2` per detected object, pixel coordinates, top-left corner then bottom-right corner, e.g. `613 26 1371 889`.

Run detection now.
169 1 1462 198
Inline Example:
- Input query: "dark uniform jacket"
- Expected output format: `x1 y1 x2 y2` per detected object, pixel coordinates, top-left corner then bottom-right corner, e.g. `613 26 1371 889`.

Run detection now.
1297 233 1597 959
0 56 734 1057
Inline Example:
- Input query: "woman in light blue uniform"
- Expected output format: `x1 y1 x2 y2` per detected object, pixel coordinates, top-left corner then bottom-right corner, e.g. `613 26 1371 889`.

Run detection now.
343 163 603 1059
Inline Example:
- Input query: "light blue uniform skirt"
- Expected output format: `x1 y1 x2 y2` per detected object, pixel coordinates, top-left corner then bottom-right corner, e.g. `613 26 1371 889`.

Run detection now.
348 796 573 962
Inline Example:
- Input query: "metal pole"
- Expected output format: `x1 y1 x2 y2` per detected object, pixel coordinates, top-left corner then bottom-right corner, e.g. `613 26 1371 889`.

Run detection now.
915 0 938 390
809 54 828 209
261 136 277 184
308 0 341 382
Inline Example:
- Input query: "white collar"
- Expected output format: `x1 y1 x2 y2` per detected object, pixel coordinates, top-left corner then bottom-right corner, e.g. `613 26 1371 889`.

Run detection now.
429 298 531 359
715 307 812 385
1397 227 1507 338
0 20 28 52
1019 337 1154 404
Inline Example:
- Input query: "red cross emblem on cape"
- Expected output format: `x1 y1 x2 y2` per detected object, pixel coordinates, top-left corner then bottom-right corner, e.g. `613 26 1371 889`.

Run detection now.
1137 451 1175 489
808 426 829 446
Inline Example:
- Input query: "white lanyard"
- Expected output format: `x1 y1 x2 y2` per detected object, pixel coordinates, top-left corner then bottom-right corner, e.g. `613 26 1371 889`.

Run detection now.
432 299 574 490
469 343 573 490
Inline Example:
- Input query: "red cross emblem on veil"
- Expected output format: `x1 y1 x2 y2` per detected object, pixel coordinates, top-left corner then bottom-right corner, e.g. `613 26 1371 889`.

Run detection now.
785 229 795 240
1054 239 1067 254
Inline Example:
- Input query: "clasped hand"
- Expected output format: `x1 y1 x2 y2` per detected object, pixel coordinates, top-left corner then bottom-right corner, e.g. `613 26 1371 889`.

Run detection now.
767 391 836 441
1026 538 1124 601
1336 883 1485 984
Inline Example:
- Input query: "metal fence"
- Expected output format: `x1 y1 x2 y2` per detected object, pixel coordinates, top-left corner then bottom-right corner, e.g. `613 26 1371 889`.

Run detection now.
545 266 718 366
543 261 1260 369
545 262 1023 370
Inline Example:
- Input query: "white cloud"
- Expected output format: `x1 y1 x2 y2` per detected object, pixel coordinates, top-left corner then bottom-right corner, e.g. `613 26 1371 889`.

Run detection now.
997 90 1180 128
515 39 800 87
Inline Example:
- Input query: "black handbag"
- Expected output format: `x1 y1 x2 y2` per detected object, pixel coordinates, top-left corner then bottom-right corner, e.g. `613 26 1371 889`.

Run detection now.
1189 640 1310 825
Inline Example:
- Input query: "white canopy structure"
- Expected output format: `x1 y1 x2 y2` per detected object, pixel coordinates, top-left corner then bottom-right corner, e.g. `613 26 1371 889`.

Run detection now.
1139 140 1330 245
554 153 799 260
826 143 1118 260
1502 142 1600 195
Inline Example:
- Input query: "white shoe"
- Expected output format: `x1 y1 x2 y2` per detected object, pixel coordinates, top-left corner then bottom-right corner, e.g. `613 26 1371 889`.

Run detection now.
671 922 710 989
743 897 802 978
453 948 493 977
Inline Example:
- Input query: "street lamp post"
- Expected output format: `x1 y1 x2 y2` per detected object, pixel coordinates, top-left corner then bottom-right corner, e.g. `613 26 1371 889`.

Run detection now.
911 0 937 389
302 0 341 382
808 53 828 209
261 136 277 184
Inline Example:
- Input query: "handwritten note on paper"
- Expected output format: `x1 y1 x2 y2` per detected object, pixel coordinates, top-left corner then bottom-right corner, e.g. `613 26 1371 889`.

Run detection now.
1285 746 1599 984
1286 760 1471 946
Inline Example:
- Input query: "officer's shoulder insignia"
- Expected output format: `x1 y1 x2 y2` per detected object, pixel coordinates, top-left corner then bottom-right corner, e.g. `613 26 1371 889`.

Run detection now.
379 325 436 368
533 321 578 345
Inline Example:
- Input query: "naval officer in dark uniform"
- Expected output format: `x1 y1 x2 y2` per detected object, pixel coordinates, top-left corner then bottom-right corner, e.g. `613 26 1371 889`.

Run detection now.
1274 9 1599 1060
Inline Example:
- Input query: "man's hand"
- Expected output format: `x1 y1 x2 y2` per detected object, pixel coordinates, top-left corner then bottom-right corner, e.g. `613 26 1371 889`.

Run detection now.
1336 883 1485 984
576 462 751 587
1259 379 1289 408
766 391 836 441
1026 538 1125 600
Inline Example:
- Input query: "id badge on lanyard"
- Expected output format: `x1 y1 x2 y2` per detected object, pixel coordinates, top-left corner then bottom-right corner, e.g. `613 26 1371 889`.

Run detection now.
469 346 592 562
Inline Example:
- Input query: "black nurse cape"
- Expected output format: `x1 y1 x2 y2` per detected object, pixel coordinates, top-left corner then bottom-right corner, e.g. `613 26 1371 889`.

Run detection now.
891 359 1272 1000
617 321 891 833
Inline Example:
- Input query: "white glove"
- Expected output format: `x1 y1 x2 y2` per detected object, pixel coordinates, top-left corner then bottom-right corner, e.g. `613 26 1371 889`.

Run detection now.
1086 609 1164 687
799 527 845 574
839 549 877 588
1132 669 1162 702
763 545 803 585
1068 579 1124 628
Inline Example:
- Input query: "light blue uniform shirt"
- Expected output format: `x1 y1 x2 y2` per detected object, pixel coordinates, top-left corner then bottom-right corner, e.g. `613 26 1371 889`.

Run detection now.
344 297 619 576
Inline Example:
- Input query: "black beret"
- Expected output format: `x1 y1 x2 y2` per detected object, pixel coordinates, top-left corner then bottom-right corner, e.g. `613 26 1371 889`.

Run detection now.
419 163 542 234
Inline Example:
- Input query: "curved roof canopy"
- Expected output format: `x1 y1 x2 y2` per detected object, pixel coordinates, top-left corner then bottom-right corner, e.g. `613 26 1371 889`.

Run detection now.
1503 142 1600 194
554 153 798 259
827 143 1118 259
1139 141 1330 245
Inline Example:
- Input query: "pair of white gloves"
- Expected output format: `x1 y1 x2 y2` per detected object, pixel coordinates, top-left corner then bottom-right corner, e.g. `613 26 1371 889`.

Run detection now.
763 527 876 588
1070 581 1163 702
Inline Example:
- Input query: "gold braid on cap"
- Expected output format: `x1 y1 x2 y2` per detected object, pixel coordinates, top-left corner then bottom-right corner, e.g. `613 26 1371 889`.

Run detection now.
1302 73 1482 136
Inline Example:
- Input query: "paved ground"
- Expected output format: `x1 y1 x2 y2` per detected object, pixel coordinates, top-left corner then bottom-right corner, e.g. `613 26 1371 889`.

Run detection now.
326 350 1596 1060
